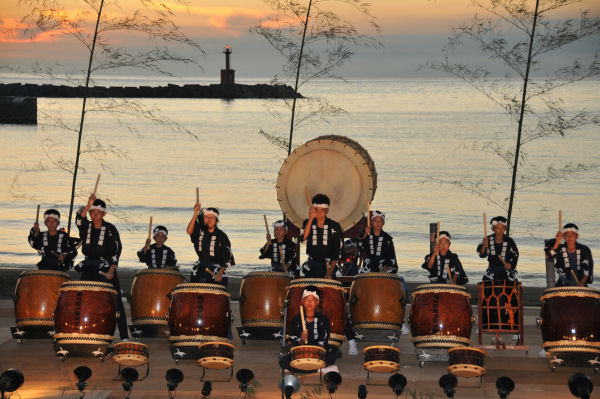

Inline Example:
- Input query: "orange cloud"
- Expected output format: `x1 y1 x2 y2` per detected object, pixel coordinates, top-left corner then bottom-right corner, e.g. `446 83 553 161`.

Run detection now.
0 18 69 43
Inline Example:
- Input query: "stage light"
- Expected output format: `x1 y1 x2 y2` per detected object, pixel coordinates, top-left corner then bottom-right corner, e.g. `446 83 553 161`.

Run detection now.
73 366 92 395
279 375 301 399
202 381 212 397
357 384 368 399
324 371 342 394
165 368 183 394
0 369 24 399
236 368 254 393
568 373 593 399
496 376 515 399
439 374 457 398
120 367 138 397
388 373 407 396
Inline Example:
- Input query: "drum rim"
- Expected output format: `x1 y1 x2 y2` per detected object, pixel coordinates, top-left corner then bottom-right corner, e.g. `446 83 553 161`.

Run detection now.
447 364 486 377
541 286 600 300
363 345 401 354
18 269 71 278
59 281 117 294
290 345 326 354
171 283 230 296
198 341 236 350
448 346 486 356
288 278 343 288
242 271 293 279
353 272 403 281
134 268 184 277
113 341 149 349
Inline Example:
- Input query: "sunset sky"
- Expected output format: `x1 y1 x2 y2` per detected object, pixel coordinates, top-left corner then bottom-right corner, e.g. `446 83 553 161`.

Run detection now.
1 0 598 78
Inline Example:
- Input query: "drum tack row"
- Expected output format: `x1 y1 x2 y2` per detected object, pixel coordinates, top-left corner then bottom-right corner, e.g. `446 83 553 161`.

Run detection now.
12 269 600 377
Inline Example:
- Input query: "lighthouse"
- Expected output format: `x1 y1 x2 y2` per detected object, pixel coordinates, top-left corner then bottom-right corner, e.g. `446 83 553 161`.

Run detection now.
220 45 235 85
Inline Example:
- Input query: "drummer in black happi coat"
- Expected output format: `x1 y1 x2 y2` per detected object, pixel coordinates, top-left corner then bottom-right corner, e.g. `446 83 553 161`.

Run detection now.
477 216 519 282
75 195 129 340
546 223 594 287
28 208 77 271
358 210 398 273
259 219 297 274
422 231 468 285
137 225 177 269
186 201 234 287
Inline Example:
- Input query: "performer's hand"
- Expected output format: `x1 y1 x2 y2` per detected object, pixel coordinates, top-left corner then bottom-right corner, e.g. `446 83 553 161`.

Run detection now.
144 238 151 252
58 254 66 261
482 237 488 248
214 267 225 282
308 206 317 219
103 267 115 280
88 194 96 206
325 273 333 280
364 225 371 236
301 330 308 343
33 222 40 236
433 242 440 256
554 230 563 249
266 233 271 243
193 202 201 215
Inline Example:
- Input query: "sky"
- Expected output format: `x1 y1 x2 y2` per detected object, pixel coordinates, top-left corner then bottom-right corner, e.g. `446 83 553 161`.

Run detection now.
0 0 599 79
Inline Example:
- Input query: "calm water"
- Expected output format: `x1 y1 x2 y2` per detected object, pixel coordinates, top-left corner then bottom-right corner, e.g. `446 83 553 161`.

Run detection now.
1 75 599 286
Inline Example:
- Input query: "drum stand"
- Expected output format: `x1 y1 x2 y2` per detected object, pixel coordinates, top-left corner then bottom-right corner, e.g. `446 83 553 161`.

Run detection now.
199 365 234 382
10 325 55 342
452 374 484 388
364 370 396 386
113 362 149 381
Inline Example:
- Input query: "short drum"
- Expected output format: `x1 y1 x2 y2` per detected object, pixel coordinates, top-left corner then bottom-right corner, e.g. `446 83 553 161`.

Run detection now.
363 345 401 373
197 342 235 369
130 268 185 327
349 272 405 330
239 271 291 328
447 347 486 378
290 345 326 371
112 342 150 367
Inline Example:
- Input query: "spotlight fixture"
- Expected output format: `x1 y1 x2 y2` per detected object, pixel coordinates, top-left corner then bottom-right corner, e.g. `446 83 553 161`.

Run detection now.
357 384 368 399
496 376 515 399
568 373 593 399
236 368 255 393
0 369 24 399
73 366 92 396
202 381 213 397
279 375 301 399
439 374 457 399
324 371 342 394
120 367 139 397
388 373 407 396
165 368 184 394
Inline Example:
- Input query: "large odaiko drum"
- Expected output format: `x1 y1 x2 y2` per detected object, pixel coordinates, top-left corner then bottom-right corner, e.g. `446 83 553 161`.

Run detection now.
130 268 185 331
410 284 473 348
53 281 118 357
286 278 346 347
540 286 600 355
240 271 292 328
14 269 71 328
277 135 377 231
168 283 232 349
349 272 405 330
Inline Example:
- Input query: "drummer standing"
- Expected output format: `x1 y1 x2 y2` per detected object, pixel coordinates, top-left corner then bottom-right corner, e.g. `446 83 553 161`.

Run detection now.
75 195 129 341
137 225 177 269
300 194 343 279
423 231 468 285
477 216 519 282
546 223 594 287
28 209 77 270
358 210 398 273
259 220 297 274
186 201 234 287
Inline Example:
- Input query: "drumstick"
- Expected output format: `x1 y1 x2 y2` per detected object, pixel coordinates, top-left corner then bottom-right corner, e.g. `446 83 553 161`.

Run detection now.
436 221 440 243
558 210 562 231
483 212 487 236
366 201 371 228
92 174 101 195
299 305 307 343
305 186 312 207
35 204 40 224
196 187 199 204
263 214 270 235
148 216 153 239
205 267 215 277
570 269 580 285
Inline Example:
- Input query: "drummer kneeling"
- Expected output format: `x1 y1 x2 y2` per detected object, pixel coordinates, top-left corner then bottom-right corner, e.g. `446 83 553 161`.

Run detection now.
282 286 339 374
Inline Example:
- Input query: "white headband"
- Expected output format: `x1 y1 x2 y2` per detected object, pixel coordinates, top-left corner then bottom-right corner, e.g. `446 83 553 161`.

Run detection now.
312 203 329 209
563 227 579 234
438 233 451 242
272 221 285 228
89 204 106 212
302 290 319 301
153 228 168 237
371 211 385 221
203 209 219 218
491 220 507 227
44 213 60 222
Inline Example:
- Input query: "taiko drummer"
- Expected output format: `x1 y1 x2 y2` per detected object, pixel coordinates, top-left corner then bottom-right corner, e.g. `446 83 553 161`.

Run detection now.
422 231 468 285
186 201 234 287
28 209 77 270
358 210 398 273
137 225 177 269
477 216 519 282
546 223 594 287
259 220 298 274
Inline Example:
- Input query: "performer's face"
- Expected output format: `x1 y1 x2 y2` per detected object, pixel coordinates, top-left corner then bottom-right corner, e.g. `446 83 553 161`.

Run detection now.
154 232 167 246
564 231 578 245
316 207 328 219
274 226 286 241
203 214 217 229
439 237 450 254
493 223 506 236
90 209 105 224
44 217 59 232
302 295 319 312
372 216 384 231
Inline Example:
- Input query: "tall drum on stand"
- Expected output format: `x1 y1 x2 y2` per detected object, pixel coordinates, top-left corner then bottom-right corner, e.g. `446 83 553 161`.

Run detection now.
349 272 405 331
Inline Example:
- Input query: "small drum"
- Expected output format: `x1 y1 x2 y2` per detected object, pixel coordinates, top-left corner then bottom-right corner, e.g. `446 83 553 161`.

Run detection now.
239 271 292 328
14 269 71 328
349 273 405 329
410 284 473 347
198 342 235 369
478 281 521 332
277 135 377 231
363 345 401 373
53 281 118 356
112 342 150 367
290 345 326 371
131 268 185 327
168 283 231 348
447 347 486 377
540 286 600 354
286 278 346 347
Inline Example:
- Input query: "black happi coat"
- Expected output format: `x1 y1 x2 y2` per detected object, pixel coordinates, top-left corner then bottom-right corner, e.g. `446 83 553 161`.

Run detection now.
190 215 234 270
28 228 77 270
546 242 594 286
137 243 177 268
259 237 297 272
422 250 468 285
76 212 121 267
477 234 519 281
300 217 343 263
359 230 398 273
289 311 331 348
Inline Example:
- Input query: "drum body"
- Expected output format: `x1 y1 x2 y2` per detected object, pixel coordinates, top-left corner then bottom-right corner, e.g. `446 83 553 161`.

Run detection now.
286 278 346 347
410 284 472 348
540 286 600 354
239 271 292 328
363 345 401 373
349 273 405 329
54 281 118 356
277 135 377 231
14 269 71 327
478 281 521 332
130 268 185 326
168 283 231 348
198 342 235 369
290 345 326 371
447 347 486 377
112 342 149 367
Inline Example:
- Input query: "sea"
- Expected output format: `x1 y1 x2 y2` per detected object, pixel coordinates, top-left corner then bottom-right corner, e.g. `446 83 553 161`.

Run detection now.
1 74 598 287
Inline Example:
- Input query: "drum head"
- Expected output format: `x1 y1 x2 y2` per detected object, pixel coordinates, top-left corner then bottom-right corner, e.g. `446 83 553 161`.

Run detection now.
277 135 377 231
363 361 400 373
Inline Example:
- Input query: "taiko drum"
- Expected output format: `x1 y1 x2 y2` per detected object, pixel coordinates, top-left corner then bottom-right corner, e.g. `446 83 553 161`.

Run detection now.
130 268 185 326
363 345 401 373
349 272 405 330
447 347 486 377
198 342 236 369
290 345 326 370
239 271 292 328
112 341 150 367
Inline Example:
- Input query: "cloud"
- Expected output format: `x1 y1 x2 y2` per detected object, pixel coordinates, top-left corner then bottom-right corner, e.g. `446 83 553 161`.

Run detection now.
0 18 67 43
